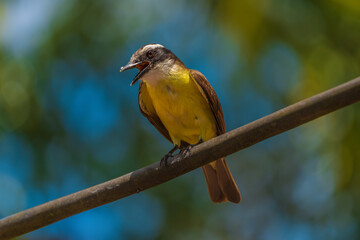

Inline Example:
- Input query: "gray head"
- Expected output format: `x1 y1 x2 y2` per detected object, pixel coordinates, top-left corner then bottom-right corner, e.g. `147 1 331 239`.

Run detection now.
120 44 184 86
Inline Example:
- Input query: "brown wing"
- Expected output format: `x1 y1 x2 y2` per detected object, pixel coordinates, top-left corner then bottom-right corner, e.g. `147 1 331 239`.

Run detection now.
138 81 172 143
190 70 240 203
189 69 226 135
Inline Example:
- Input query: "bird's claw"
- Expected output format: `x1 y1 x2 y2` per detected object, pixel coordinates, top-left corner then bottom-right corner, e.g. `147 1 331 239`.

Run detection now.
160 153 173 167
161 142 199 166
179 145 193 158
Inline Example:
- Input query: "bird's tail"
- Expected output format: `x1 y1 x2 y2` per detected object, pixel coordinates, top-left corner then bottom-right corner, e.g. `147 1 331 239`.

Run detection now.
202 158 241 203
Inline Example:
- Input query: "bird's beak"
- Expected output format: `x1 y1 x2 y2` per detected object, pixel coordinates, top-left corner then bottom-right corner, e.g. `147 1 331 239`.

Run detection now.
120 61 150 86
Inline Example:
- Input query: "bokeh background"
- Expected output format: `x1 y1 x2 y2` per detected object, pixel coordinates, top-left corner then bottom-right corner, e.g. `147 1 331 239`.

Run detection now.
0 0 360 239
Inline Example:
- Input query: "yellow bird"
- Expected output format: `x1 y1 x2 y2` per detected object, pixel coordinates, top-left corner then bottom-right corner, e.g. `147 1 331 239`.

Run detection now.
121 44 241 203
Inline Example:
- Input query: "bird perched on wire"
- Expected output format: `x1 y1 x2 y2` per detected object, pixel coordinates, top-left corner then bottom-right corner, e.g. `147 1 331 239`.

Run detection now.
120 44 241 203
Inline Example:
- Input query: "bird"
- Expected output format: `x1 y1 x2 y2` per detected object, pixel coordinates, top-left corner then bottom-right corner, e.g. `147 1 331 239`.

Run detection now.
120 44 241 203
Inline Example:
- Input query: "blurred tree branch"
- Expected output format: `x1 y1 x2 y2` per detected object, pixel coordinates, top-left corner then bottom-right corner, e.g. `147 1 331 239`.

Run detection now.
0 77 359 240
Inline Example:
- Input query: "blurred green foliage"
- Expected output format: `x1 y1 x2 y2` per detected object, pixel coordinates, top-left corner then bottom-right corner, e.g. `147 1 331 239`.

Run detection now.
0 0 359 239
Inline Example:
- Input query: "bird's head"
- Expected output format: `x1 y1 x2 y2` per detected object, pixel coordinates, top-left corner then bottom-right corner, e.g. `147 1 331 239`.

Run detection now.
120 44 183 86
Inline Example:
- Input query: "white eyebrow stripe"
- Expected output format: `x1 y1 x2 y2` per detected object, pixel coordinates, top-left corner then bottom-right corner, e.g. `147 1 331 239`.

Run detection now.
142 44 164 51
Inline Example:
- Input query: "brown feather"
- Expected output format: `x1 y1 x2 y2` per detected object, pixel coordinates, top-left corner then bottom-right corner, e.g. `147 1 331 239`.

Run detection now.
202 165 226 203
215 158 241 203
190 70 241 203
189 70 225 135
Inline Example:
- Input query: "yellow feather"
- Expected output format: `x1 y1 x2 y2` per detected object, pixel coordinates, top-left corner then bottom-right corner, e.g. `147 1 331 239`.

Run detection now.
142 68 217 146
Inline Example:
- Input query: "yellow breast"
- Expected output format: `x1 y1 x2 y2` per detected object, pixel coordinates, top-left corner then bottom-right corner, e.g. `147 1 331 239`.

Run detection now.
143 68 217 146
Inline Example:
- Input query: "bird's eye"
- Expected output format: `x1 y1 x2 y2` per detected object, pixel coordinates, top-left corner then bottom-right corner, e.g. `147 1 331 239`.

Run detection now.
146 50 154 59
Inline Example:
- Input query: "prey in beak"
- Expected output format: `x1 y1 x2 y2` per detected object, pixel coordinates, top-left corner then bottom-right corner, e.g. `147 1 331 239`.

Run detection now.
120 61 150 86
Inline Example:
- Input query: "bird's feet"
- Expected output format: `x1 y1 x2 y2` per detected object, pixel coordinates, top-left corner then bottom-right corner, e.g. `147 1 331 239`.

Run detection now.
179 139 203 158
160 152 173 167
160 140 203 166
160 145 179 167
179 145 193 158
160 145 179 166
